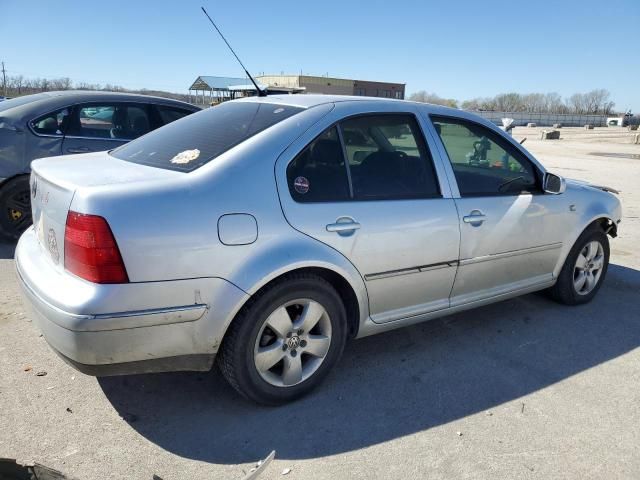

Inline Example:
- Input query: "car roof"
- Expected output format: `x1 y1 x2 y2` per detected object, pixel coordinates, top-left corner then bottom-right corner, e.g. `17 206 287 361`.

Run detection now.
1 90 198 120
236 93 462 116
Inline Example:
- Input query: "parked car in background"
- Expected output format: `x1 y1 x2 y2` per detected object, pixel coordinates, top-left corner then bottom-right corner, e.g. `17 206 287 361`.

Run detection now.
0 91 199 240
16 95 621 405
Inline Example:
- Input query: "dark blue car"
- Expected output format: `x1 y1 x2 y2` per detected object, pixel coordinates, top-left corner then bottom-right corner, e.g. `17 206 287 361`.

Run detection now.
0 91 199 239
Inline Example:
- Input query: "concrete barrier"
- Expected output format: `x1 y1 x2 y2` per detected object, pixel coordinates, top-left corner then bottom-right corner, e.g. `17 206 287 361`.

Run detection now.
585 124 594 129
527 123 537 128
541 130 561 140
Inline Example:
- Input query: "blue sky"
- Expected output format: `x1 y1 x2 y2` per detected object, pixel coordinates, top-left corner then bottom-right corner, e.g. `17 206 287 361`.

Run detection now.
2 0 638 111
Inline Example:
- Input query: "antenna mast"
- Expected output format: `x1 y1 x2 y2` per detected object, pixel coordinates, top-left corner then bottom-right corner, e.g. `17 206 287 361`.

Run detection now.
201 7 266 97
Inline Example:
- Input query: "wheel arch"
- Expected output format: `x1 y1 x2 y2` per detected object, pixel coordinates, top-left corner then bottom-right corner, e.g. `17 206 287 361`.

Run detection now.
235 263 365 340
553 214 616 278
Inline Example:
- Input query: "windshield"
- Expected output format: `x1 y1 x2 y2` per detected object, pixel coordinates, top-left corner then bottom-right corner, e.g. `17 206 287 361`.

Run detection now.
110 101 304 172
0 93 51 112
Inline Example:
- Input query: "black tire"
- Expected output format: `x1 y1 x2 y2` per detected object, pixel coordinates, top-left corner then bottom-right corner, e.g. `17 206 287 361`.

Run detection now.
0 176 32 242
218 273 347 405
547 225 610 305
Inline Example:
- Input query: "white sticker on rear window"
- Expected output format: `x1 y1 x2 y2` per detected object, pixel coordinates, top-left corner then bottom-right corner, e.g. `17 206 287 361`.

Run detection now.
170 149 200 164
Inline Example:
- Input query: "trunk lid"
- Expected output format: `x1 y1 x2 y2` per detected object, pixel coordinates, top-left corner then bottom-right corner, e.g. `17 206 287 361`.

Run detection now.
30 151 181 270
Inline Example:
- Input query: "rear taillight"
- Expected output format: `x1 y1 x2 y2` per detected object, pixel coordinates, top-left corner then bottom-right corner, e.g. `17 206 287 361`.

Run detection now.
64 211 129 284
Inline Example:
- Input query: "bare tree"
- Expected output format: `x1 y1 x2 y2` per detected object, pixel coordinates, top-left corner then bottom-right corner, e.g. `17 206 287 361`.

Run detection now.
409 90 458 108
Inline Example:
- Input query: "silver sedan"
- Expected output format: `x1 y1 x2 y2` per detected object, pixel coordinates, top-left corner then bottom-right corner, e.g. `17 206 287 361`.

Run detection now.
16 95 622 404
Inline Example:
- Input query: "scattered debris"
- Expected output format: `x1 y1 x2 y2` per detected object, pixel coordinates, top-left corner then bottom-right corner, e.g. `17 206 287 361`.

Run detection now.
152 475 164 480
584 124 594 129
46 386 55 390
36 371 48 377
241 450 276 480
521 403 526 414
526 122 537 128
552 123 562 128
281 468 292 475
485 411 493 416
66 407 73 413
456 431 463 436
23 366 32 372
0 458 75 480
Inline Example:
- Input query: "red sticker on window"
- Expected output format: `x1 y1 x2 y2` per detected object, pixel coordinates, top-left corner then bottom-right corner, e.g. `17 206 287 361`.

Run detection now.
294 176 310 194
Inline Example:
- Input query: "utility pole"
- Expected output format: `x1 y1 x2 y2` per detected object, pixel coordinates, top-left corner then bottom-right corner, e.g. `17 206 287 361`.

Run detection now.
1 62 6 98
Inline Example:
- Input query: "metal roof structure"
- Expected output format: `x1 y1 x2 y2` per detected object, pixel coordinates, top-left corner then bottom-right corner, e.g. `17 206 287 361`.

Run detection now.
189 76 265 91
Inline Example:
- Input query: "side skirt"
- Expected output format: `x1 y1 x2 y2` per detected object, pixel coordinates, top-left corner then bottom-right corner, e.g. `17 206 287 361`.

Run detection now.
355 278 555 339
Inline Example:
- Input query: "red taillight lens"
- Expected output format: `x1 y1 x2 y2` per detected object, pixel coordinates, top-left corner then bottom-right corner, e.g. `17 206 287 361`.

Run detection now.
64 211 129 284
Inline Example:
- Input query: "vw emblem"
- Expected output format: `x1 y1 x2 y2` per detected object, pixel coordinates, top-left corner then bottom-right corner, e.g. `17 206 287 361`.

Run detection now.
286 335 301 350
47 228 60 265
31 178 38 199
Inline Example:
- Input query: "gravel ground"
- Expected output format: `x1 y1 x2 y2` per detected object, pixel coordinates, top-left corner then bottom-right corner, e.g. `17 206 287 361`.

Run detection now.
1 128 639 479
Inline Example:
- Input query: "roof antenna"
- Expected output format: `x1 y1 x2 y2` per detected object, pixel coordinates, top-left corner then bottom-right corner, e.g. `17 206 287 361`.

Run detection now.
200 6 266 97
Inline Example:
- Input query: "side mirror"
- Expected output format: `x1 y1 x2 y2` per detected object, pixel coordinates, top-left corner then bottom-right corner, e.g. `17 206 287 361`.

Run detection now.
543 172 566 194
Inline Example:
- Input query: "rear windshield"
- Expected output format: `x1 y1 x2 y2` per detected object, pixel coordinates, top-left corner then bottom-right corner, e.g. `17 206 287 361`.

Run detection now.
110 101 303 172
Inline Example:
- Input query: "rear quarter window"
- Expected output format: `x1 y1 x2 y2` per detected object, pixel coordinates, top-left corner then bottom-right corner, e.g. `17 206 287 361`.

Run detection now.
110 102 303 172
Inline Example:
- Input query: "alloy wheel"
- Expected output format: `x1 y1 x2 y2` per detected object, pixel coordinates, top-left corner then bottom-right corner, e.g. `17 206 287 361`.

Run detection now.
253 299 332 387
5 188 32 232
573 240 605 295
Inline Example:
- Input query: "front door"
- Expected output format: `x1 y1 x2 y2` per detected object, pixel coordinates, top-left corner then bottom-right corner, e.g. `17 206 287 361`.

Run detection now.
277 111 460 323
430 116 565 306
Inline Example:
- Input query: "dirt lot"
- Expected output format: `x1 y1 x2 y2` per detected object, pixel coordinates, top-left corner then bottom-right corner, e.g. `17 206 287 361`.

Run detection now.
1 127 639 479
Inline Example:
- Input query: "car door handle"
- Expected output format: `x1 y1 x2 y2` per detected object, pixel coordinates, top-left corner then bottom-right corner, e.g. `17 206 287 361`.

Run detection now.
67 147 90 153
326 219 361 234
463 211 487 225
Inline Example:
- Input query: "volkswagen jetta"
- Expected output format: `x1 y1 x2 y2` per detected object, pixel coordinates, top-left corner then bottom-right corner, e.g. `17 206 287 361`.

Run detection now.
16 95 621 404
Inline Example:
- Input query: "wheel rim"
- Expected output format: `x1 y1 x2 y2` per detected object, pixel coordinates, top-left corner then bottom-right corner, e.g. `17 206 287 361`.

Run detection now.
573 240 605 295
5 189 32 232
253 298 332 388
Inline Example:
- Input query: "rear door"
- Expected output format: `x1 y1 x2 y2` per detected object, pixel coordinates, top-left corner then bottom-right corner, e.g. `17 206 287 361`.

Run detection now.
62 102 152 154
277 103 460 323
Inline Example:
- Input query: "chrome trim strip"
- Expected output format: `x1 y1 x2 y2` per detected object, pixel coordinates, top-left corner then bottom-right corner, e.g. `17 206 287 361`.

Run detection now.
459 242 562 266
62 135 128 142
93 304 207 321
365 260 458 281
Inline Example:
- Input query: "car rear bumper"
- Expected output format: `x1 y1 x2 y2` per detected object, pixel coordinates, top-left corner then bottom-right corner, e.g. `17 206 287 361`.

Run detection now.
16 227 249 375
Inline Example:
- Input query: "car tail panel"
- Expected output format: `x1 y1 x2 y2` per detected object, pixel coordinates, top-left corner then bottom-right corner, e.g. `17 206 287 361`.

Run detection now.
30 171 75 271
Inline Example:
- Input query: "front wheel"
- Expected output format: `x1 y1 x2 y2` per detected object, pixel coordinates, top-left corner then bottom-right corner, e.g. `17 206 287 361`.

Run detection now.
218 274 347 405
548 225 610 305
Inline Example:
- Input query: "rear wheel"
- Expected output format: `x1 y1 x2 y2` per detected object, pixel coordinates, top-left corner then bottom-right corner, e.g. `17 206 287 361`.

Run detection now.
548 225 609 305
218 274 347 405
0 176 32 241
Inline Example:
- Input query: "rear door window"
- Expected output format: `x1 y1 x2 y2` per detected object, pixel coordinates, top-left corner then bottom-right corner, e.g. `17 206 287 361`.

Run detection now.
341 114 440 200
66 103 152 140
111 102 303 172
